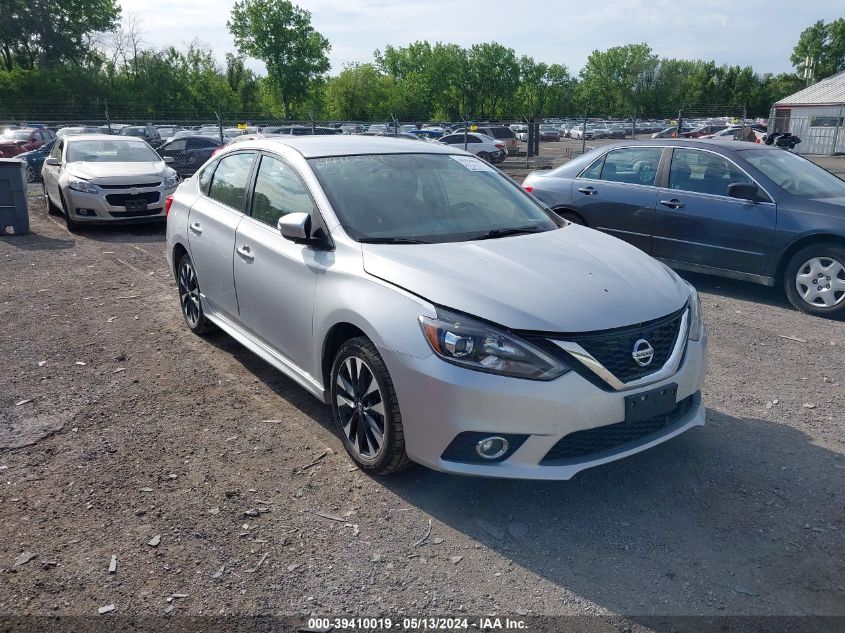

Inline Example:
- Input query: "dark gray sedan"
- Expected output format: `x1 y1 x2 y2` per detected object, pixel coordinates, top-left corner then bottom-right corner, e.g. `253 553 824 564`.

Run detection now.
522 140 845 317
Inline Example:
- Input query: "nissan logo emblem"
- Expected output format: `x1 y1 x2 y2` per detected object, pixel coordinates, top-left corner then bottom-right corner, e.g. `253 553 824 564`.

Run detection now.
632 339 655 367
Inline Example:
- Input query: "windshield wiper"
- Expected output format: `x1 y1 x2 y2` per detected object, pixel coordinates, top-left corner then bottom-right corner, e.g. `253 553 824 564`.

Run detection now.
468 225 544 241
357 237 431 244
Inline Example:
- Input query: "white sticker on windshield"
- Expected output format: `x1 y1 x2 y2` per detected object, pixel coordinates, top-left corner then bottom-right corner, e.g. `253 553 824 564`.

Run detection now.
449 155 496 172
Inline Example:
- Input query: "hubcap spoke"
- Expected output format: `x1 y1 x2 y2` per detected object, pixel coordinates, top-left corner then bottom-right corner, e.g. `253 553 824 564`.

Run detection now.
797 257 845 307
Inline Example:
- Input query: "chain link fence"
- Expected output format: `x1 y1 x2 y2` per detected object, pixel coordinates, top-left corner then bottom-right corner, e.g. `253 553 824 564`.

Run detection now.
0 101 770 184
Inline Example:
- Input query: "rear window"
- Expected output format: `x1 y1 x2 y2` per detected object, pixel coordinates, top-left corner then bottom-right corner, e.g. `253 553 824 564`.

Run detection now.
488 127 515 139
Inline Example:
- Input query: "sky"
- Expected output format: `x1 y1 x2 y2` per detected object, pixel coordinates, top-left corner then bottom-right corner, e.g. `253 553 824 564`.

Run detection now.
119 0 843 76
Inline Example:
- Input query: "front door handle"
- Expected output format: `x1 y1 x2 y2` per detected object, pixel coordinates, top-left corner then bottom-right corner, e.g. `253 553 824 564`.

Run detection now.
577 186 597 195
236 244 254 261
660 199 685 209
189 221 203 235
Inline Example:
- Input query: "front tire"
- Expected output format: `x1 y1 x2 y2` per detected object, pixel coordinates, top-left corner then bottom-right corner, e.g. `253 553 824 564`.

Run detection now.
330 337 410 475
44 185 61 216
59 191 80 232
784 242 845 317
177 254 214 334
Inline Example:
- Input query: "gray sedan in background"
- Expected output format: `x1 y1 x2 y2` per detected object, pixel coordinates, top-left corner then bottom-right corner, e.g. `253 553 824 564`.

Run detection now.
522 140 845 317
166 136 707 479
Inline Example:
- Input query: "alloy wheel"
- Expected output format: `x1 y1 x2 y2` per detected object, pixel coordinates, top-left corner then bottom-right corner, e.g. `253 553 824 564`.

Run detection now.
795 256 845 308
178 260 202 327
335 356 386 461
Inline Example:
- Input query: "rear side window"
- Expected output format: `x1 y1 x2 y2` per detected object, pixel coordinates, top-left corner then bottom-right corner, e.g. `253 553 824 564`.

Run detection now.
208 152 255 211
198 163 214 194
580 155 604 179
600 147 663 186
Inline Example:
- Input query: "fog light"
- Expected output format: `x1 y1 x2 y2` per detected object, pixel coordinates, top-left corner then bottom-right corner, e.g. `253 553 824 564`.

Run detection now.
475 436 509 460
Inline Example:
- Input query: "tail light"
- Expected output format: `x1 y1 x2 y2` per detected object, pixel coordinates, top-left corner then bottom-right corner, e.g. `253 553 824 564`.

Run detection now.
165 195 174 216
523 186 533 193
495 143 505 150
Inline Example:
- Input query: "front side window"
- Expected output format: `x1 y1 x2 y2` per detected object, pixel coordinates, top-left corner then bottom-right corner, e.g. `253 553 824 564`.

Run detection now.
65 140 159 163
743 149 845 199
251 155 315 227
600 147 663 186
308 153 558 243
50 140 63 160
668 149 753 197
207 152 255 211
165 139 187 152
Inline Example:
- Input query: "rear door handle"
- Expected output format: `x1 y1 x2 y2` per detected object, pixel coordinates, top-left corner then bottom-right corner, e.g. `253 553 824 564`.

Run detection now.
577 186 597 195
237 244 254 261
660 199 685 209
189 221 202 235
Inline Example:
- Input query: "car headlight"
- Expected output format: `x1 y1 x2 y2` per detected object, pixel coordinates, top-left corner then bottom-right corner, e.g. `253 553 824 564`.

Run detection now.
67 179 99 194
163 174 179 188
419 309 570 380
686 282 704 341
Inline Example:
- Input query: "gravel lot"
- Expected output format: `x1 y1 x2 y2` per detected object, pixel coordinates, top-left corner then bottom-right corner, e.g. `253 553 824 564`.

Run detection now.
1 159 844 628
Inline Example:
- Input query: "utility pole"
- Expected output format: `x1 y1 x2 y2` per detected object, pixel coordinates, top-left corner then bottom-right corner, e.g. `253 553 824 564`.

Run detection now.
804 56 816 87
581 108 587 154
104 99 112 134
463 113 468 151
676 108 684 138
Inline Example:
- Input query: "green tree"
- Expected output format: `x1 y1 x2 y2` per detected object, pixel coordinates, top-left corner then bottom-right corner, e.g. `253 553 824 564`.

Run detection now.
0 0 120 70
578 43 659 116
791 19 845 80
228 0 330 118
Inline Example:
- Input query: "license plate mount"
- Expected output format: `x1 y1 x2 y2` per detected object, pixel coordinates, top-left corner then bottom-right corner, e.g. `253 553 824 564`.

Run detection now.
124 197 148 212
624 383 678 423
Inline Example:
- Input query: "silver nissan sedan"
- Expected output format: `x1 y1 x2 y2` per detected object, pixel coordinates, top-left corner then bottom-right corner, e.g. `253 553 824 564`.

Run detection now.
165 136 708 479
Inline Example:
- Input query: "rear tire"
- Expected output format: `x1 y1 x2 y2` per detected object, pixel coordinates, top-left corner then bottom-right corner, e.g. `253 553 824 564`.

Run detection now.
330 337 411 475
478 152 491 163
783 242 845 318
177 253 215 334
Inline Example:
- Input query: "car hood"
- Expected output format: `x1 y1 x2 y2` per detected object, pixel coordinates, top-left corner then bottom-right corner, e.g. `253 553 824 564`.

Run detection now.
65 161 170 184
361 225 689 332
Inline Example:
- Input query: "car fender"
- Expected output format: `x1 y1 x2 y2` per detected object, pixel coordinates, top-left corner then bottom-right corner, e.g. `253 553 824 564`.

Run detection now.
312 266 436 382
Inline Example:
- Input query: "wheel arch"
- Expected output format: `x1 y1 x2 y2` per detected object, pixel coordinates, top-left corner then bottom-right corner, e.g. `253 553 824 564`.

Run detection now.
171 240 189 277
552 206 588 226
775 233 845 282
321 322 368 389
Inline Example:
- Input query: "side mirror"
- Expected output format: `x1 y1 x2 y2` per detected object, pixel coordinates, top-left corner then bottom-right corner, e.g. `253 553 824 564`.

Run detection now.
278 212 312 242
727 182 759 201
44 157 61 167
163 156 174 164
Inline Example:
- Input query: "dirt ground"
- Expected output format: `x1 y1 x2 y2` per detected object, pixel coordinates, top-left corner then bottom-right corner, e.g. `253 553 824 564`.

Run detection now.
1 157 844 629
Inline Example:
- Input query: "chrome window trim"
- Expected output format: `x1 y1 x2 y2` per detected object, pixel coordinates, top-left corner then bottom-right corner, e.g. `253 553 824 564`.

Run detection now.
575 144 668 180
552 308 690 391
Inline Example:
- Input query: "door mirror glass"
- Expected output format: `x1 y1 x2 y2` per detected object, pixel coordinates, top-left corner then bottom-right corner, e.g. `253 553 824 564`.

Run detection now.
727 182 759 201
44 157 61 167
278 212 311 241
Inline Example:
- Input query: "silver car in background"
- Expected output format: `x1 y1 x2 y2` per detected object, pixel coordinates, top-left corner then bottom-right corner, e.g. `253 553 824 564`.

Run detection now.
166 136 707 479
42 134 179 231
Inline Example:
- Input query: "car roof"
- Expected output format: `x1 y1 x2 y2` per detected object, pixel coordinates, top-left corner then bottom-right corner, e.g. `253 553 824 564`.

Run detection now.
64 134 150 142
233 135 464 158
600 139 778 152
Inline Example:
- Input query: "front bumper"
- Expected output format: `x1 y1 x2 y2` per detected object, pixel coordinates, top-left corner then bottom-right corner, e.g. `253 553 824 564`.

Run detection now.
380 331 708 480
64 184 177 223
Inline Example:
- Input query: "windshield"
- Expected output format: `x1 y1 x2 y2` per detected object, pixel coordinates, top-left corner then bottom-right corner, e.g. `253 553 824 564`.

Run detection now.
744 150 845 199
66 140 160 163
309 153 559 243
3 130 30 140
